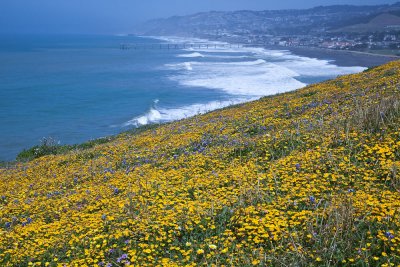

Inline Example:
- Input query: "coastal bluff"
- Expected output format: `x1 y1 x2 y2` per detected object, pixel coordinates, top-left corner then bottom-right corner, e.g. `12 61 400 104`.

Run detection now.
1 61 400 266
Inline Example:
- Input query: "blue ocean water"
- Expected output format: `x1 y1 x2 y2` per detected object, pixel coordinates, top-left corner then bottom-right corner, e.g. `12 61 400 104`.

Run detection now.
0 35 365 161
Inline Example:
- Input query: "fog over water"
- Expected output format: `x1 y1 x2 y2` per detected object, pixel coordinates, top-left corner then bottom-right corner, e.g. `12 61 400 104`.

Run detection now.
0 0 398 34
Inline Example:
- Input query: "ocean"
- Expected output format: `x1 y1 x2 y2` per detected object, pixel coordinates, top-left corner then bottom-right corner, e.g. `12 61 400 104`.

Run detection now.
0 34 365 161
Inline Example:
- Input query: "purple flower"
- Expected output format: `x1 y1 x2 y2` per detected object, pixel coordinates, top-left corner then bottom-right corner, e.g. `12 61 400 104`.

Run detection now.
113 188 119 195
5 222 11 228
106 264 112 267
98 262 105 266
385 231 395 239
117 254 128 263
348 188 355 193
295 163 301 171
309 196 316 204
101 214 107 220
124 240 130 244
27 217 33 224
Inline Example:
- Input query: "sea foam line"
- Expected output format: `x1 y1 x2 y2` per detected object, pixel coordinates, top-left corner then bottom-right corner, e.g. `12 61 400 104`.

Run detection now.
123 98 251 127
177 52 205 58
124 35 366 127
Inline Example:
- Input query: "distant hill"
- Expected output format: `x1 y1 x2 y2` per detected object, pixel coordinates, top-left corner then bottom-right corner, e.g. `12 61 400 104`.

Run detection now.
334 13 400 32
134 2 400 37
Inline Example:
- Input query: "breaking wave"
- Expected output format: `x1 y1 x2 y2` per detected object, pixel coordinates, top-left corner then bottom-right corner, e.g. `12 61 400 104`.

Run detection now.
124 35 366 127
165 59 305 96
177 52 205 58
124 98 250 127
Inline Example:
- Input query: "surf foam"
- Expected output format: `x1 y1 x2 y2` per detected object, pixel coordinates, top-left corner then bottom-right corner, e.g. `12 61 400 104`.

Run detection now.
166 59 305 96
177 52 205 58
125 35 366 127
124 98 250 127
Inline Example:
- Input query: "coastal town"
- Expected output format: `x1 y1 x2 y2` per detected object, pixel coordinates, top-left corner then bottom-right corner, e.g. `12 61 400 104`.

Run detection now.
137 3 400 56
219 30 400 55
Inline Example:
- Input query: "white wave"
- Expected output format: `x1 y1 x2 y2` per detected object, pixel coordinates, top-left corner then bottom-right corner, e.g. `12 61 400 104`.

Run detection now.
184 62 193 71
227 59 266 66
170 47 365 96
124 99 161 126
124 98 252 127
166 59 267 70
177 52 205 58
145 35 225 45
135 35 366 127
178 50 248 59
133 108 162 126
176 40 366 77
207 55 249 59
274 56 365 76
167 59 305 96
184 47 246 54
166 62 194 71
148 36 363 72
240 47 366 76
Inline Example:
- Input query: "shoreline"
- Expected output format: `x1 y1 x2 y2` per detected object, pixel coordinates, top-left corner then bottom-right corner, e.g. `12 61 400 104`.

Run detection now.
3 35 396 162
146 35 399 68
200 34 399 68
263 45 400 68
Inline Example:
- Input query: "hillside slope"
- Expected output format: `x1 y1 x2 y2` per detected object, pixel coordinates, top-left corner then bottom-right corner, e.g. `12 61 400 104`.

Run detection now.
336 13 400 32
135 3 400 36
1 62 400 266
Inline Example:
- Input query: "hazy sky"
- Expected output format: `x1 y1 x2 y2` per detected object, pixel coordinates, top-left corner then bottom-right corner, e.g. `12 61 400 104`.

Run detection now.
0 0 399 34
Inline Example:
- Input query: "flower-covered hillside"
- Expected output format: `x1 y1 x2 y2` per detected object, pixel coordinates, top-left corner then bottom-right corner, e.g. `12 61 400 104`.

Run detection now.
1 61 400 267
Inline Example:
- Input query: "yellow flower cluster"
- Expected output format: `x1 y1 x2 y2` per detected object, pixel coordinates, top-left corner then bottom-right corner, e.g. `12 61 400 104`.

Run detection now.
1 61 400 266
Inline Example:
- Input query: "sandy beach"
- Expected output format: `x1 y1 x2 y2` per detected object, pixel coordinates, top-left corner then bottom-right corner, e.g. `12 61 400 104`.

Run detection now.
265 45 400 68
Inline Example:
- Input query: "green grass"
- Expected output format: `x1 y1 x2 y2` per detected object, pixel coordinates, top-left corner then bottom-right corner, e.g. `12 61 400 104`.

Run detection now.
14 123 164 163
15 137 114 162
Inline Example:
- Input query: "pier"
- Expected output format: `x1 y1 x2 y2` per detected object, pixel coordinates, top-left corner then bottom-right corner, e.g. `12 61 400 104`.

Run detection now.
119 43 267 50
